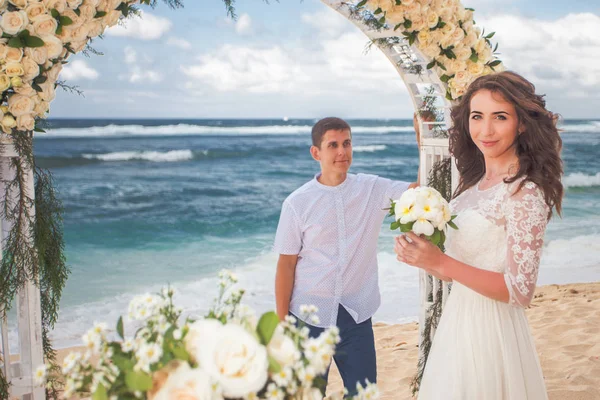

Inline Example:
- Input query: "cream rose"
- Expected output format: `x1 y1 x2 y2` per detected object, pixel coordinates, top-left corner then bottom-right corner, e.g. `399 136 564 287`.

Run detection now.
444 58 466 75
267 325 300 368
454 45 471 61
25 47 48 65
464 31 477 48
1 114 16 134
409 14 427 32
43 0 66 14
62 9 82 28
0 44 8 59
474 37 487 54
86 20 104 38
103 9 121 27
466 60 484 75
417 29 432 47
464 9 474 22
67 0 83 8
25 3 48 22
83 0 101 6
189 322 268 398
108 0 122 9
1 11 29 36
478 45 493 63
404 1 420 16
78 4 96 21
10 76 22 87
70 40 87 53
34 99 49 117
384 9 404 25
151 363 215 400
6 47 23 63
68 24 89 42
426 10 439 28
420 43 441 58
32 14 57 36
8 94 35 117
438 6 453 23
4 62 25 78
46 64 61 81
37 81 56 102
0 73 10 91
8 0 27 8
21 56 40 81
41 34 63 59
15 84 36 97
17 114 35 131
184 319 223 363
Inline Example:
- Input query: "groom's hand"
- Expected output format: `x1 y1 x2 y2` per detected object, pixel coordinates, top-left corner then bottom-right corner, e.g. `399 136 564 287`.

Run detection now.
394 232 444 271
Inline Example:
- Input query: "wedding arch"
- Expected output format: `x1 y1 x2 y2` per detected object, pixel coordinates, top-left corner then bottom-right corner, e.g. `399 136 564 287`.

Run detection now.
0 0 502 398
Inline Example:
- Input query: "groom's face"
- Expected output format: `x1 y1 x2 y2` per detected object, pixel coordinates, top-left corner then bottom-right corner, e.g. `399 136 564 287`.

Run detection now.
311 129 353 175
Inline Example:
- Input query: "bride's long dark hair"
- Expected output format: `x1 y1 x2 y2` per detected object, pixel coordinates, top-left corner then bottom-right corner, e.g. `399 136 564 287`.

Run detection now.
449 71 564 218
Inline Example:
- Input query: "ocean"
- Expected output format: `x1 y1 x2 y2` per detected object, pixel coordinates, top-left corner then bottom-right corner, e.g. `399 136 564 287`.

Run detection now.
7 118 600 350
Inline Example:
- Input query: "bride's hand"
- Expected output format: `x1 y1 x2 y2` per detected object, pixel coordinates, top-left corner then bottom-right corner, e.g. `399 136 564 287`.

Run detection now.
394 232 446 273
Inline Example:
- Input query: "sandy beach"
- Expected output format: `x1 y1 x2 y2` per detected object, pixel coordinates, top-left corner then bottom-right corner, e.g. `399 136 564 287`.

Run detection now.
326 282 600 399
49 282 600 400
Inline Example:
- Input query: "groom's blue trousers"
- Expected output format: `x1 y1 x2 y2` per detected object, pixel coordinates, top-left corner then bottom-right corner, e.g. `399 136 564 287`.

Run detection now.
293 304 377 397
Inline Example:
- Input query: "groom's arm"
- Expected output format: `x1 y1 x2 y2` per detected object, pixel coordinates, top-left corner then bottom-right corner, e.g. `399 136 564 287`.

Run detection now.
275 254 298 320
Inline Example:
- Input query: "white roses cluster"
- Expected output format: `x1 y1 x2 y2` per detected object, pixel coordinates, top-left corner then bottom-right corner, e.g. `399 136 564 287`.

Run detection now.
363 0 503 99
391 186 457 247
0 0 138 133
43 272 379 400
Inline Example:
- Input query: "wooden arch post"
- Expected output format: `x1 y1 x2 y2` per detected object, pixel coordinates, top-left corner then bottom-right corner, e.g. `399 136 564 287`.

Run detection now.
0 137 45 400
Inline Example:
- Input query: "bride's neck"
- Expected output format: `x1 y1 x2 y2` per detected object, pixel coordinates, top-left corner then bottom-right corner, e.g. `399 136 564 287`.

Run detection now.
483 153 519 180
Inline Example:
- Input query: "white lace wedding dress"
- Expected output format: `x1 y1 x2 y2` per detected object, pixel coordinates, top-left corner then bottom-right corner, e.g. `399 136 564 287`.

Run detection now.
418 177 550 400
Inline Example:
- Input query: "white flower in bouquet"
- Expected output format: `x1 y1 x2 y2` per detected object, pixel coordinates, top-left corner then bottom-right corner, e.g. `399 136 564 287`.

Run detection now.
267 325 301 368
389 186 457 249
148 361 219 400
194 323 269 398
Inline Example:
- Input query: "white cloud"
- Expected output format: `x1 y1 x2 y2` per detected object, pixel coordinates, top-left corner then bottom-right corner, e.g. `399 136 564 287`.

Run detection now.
235 13 253 35
166 36 192 49
105 11 172 40
60 60 99 81
121 46 162 84
182 8 405 96
479 13 600 88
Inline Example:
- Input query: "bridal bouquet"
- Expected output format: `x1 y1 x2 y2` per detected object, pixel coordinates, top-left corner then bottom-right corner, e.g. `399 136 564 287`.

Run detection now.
388 186 457 250
37 270 379 400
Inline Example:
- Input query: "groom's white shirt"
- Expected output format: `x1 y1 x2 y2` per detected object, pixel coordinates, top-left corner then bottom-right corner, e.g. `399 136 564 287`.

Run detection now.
274 173 409 327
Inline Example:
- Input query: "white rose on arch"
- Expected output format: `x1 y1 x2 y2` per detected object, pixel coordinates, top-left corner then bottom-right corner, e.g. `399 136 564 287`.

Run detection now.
8 0 28 9
0 10 29 35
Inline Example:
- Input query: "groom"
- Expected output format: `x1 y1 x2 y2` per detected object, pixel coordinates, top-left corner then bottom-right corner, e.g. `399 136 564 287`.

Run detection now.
273 117 418 395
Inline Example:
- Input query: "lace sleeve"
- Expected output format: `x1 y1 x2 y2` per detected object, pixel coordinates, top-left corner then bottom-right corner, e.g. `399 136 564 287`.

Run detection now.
503 181 550 308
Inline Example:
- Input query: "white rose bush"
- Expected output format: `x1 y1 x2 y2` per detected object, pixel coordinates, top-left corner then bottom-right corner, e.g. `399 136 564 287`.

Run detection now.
388 186 458 250
356 0 503 100
38 270 379 400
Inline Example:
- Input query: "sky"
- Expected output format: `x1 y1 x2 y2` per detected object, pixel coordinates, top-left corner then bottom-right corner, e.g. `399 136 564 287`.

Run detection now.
50 0 600 119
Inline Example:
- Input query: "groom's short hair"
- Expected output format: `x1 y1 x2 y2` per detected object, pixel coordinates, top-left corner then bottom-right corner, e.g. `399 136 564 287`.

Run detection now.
311 117 351 148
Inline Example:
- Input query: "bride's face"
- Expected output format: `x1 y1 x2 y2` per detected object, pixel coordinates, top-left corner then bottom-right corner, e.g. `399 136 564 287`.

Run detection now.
468 89 523 160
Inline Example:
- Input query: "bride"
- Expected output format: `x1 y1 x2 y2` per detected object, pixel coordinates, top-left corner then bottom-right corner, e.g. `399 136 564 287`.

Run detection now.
394 71 563 399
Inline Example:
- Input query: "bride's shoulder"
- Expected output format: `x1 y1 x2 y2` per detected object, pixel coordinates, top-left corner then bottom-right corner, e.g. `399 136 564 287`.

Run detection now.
506 176 543 198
